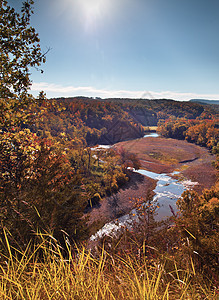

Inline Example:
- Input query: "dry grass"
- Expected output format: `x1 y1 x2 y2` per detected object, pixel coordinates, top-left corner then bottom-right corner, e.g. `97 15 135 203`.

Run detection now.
0 231 217 300
116 137 200 165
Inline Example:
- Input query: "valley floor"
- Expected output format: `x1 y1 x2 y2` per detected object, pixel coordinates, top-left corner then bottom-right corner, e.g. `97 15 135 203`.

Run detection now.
115 136 217 193
88 137 217 234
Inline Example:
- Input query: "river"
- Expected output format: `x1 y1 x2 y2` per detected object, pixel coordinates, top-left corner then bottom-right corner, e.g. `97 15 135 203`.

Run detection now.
90 133 199 241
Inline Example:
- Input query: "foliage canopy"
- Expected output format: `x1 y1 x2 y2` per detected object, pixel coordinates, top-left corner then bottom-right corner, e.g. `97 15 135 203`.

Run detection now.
0 0 45 97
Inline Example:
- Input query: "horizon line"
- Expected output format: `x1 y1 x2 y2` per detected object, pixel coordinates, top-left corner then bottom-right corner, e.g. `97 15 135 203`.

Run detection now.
31 82 219 102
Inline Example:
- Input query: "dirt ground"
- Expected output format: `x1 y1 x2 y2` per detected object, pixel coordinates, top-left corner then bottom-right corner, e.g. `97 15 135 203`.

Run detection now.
114 137 201 172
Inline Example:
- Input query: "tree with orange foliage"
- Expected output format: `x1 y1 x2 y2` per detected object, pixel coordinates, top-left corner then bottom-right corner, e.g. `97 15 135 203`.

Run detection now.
0 128 88 248
174 185 219 276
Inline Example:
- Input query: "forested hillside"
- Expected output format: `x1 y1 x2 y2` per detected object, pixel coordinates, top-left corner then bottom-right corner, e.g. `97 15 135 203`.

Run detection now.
29 96 218 147
157 118 219 169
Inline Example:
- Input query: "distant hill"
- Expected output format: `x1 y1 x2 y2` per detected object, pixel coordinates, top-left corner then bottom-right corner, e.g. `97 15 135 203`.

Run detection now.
190 99 219 105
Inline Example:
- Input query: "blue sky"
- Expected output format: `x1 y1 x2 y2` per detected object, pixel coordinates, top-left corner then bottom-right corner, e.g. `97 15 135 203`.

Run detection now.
9 0 219 100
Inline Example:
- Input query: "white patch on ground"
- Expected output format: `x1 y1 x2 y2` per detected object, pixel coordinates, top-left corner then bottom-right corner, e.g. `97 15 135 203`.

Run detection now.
181 180 199 189
90 145 111 151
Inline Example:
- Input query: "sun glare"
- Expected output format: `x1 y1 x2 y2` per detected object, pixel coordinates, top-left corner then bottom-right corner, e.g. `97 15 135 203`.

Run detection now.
76 0 112 32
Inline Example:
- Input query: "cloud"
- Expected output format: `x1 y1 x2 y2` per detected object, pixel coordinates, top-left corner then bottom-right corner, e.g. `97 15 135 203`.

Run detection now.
31 82 219 101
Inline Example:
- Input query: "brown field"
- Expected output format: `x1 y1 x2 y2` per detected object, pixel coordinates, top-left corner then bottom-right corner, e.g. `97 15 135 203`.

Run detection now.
114 136 217 193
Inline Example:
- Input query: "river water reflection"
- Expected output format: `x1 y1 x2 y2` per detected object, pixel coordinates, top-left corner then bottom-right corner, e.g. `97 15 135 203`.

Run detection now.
136 169 186 219
143 132 159 138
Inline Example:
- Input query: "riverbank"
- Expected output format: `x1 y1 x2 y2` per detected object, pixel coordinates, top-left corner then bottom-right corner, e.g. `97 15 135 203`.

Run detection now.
88 172 157 236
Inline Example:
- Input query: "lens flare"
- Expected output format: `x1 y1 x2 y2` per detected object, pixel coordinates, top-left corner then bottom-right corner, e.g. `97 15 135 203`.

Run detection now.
76 0 112 32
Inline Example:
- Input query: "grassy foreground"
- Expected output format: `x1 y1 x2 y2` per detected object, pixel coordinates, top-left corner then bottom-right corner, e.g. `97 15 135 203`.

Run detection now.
0 232 217 300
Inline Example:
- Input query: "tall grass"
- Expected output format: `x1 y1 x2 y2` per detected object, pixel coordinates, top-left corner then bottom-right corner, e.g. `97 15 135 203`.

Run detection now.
0 232 217 299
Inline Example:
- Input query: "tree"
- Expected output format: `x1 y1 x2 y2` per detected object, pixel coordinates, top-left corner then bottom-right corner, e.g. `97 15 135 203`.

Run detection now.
0 129 88 247
0 1 90 250
0 0 46 97
0 0 48 129
116 146 141 172
174 187 219 275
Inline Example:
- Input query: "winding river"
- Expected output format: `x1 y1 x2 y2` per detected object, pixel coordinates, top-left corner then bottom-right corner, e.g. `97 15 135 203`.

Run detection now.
90 133 198 241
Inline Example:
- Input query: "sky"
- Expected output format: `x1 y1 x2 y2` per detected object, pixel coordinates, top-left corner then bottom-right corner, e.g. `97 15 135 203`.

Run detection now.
9 0 219 101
